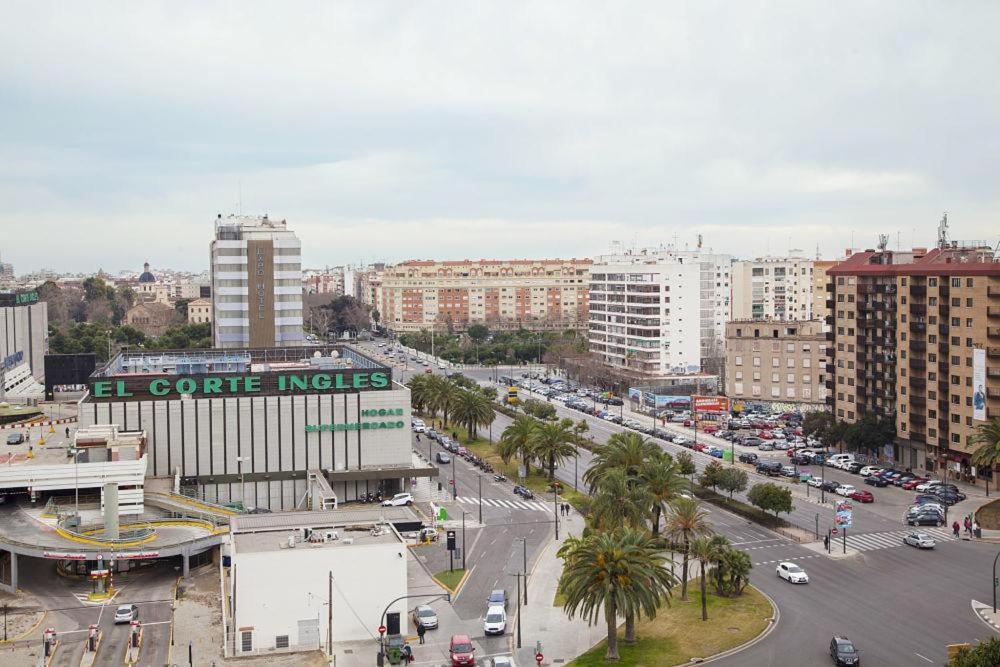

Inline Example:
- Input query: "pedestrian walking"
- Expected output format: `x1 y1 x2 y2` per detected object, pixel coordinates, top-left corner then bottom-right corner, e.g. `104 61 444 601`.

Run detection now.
964 517 972 535
65 427 70 439
953 521 961 538
417 623 425 644
403 642 413 663
973 520 981 538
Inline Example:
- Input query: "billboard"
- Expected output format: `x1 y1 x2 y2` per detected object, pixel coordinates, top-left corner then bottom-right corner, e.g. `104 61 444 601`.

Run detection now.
835 500 853 530
693 395 729 413
973 348 986 422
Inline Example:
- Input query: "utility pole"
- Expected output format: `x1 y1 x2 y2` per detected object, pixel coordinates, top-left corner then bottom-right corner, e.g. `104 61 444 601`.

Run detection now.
522 537 528 605
327 571 333 655
451 455 457 500
553 487 559 540
515 573 522 648
478 475 483 525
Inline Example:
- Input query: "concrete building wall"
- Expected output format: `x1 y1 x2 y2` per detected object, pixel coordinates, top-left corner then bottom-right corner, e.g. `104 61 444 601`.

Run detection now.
0 300 48 382
232 540 407 650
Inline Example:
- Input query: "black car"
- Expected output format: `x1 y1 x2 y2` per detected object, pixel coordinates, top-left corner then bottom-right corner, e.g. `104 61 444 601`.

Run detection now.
830 636 859 666
864 475 889 487
739 452 759 464
845 462 864 474
821 480 841 493
792 453 813 465
513 486 534 500
5 433 24 445
756 461 783 476
933 486 966 501
908 512 945 527
931 491 962 506
893 473 917 487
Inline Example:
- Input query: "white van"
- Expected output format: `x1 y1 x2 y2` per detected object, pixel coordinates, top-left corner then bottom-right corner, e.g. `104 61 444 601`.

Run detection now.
826 454 854 469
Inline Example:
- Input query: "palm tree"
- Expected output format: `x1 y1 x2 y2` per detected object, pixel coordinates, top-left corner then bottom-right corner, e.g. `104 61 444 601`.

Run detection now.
498 415 538 475
640 453 687 536
452 390 495 440
583 432 659 491
706 534 731 596
426 375 458 428
589 468 653 531
405 375 431 415
722 548 752 597
664 497 712 601
689 536 714 621
558 527 676 662
971 418 1000 476
531 419 577 480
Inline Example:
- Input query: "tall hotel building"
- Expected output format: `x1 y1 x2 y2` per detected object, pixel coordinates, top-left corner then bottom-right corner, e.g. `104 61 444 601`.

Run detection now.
828 244 1000 483
588 248 732 377
380 259 590 333
210 215 304 348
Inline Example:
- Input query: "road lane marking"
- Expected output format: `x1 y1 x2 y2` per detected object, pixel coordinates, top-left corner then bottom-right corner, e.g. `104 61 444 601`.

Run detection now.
914 653 932 663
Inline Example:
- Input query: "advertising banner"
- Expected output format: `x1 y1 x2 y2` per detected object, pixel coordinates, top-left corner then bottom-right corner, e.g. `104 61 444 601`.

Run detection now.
973 348 986 421
692 395 730 413
835 499 853 530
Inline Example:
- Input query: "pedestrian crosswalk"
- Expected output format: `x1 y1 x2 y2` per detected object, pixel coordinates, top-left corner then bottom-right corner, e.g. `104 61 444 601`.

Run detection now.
839 527 957 553
453 495 552 513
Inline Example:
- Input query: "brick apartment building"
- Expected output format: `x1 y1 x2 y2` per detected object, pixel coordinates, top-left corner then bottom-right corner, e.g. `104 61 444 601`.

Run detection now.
380 259 590 333
827 244 1000 486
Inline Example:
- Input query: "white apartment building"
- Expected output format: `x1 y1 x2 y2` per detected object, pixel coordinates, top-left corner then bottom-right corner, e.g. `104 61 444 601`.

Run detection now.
731 257 817 321
589 248 731 377
210 214 303 348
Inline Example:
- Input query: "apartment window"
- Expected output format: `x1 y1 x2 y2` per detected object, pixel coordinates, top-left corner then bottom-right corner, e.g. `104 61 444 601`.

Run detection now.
847 410 855 419
951 356 960 365
735 355 743 366
753 357 761 367
752 385 762 396
753 371 761 381
786 387 796 398
838 376 845 384
901 422 907 431
967 278 974 287
901 314 907 323
952 433 961 444
967 298 974 307
837 326 845 335
735 370 743 380
786 373 795 383
838 409 845 417
902 278 908 286
966 337 974 347
802 374 811 384
952 317 960 327
275 635 289 649
847 345 854 352
772 358 779 367
952 395 960 405
803 387 812 398
242 632 253 652
966 318 974 328
952 414 960 424
786 358 795 368
734 382 744 394
929 278 938 287
952 278 961 287
771 386 780 397
786 343 795 352
772 372 780 382
847 360 855 370
838 392 845 401
952 298 961 307
803 358 811 368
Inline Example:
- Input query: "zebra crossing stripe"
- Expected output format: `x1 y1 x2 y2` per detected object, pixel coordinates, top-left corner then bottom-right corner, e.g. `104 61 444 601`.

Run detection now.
528 502 547 511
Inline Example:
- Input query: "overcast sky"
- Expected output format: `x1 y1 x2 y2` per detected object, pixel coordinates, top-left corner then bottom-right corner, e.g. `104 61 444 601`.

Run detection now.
3 2 998 274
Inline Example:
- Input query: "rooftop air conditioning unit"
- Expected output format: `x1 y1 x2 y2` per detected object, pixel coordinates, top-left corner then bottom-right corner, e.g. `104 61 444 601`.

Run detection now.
342 538 354 545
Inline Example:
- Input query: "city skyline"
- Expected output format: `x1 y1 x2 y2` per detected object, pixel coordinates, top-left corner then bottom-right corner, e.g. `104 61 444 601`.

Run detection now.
4 3 1000 273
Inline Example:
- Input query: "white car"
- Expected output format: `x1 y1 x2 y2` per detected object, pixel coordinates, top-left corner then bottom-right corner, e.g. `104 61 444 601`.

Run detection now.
835 484 856 496
903 532 936 549
491 657 516 667
807 477 824 488
915 480 943 492
382 493 414 507
114 604 138 624
483 605 507 635
859 466 883 477
438 363 447 370
776 562 809 584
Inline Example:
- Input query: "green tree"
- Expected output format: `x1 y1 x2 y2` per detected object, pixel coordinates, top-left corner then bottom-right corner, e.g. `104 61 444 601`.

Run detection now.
802 411 834 439
498 415 538 475
639 453 686 536
664 497 712 602
451 390 494 440
721 548 752 597
558 527 676 661
971 418 1000 473
698 460 725 492
747 482 794 518
689 537 716 621
531 419 577 480
705 535 732 596
676 451 697 480
467 323 489 344
588 468 652 531
406 375 432 414
521 398 556 420
717 467 749 499
583 432 659 491
952 637 1000 667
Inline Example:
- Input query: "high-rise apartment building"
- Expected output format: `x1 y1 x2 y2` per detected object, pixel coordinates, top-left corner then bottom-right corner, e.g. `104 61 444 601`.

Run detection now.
731 257 816 321
381 259 590 333
210 214 303 348
828 244 1000 484
724 319 829 410
588 248 732 377
812 260 839 323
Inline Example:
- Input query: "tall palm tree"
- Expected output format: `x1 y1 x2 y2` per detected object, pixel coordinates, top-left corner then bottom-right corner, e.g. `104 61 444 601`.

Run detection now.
426 375 458 427
588 468 653 531
498 415 537 475
689 536 714 621
971 418 1000 475
558 527 676 662
531 419 577 480
664 497 712 601
706 534 732 596
451 390 495 440
640 453 687 537
405 375 431 414
583 432 659 491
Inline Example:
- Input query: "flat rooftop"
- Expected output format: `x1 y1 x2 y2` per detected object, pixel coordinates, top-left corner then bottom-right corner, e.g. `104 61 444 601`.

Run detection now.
231 506 418 533
231 507 416 554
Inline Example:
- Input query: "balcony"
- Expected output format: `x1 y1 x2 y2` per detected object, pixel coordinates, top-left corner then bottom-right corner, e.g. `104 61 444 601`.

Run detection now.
826 331 835 341
909 357 926 371
826 395 835 406
910 304 927 317
938 341 949 355
911 376 926 389
910 412 927 424
825 380 835 390
938 379 950 392
909 321 927 334
825 363 836 374
989 367 1000 378
910 395 926 409
940 324 950 336
988 285 1000 298
989 306 1000 317
938 361 949 373
938 418 950 432
988 347 1000 359
910 285 927 298
910 340 927 354
990 327 1000 339
988 387 1000 400
826 299 835 310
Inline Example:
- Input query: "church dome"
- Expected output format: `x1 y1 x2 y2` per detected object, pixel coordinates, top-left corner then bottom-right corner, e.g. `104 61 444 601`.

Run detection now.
138 261 156 283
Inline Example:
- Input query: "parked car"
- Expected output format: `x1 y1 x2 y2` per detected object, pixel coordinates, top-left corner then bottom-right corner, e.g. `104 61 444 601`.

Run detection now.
756 461 783 476
412 605 439 630
931 491 963 506
436 452 451 464
913 494 943 505
5 433 24 445
382 493 414 507
903 532 936 549
450 634 476 666
830 636 860 666
821 480 841 493
835 484 856 497
483 605 507 635
487 589 509 611
845 461 865 475
114 604 138 624
859 466 883 477
738 452 759 464
845 487 873 502
781 465 798 477
776 561 809 584
893 473 918 487
915 480 943 492
807 477 824 488
907 511 945 527
901 478 928 490
864 475 889 487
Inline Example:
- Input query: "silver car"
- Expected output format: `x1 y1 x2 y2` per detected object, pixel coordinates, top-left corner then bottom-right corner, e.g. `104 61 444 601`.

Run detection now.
412 604 438 629
903 532 936 549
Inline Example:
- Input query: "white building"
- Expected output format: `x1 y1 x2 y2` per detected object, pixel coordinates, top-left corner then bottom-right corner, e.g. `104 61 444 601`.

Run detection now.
588 247 731 377
731 256 817 321
227 509 409 656
211 214 304 348
1 289 48 401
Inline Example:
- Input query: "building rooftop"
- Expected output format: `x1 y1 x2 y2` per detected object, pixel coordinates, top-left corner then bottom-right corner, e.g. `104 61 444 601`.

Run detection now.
231 507 414 554
829 246 1000 276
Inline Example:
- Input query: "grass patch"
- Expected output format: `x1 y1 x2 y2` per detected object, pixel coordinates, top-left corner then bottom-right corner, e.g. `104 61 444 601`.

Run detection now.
553 582 567 608
977 499 1000 530
567 585 771 666
691 486 793 530
433 568 466 592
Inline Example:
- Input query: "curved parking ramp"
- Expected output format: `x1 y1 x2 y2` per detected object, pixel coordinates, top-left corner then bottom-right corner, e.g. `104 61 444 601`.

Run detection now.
145 492 241 520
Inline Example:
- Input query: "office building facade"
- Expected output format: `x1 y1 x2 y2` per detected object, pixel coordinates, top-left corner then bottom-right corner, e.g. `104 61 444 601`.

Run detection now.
380 259 590 332
0 289 47 400
211 215 303 348
828 245 1000 483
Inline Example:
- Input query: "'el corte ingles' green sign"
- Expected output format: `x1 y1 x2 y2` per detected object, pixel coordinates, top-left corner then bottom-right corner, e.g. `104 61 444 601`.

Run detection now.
91 371 390 399
305 408 405 432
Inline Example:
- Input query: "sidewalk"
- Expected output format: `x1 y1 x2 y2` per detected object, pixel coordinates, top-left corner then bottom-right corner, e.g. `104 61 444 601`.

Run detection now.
514 509 607 666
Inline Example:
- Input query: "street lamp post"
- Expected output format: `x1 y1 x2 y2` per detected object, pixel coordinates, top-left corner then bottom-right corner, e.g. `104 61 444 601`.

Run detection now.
451 455 457 500
520 537 528 605
461 511 468 571
553 486 559 540
477 475 483 525
993 549 1000 613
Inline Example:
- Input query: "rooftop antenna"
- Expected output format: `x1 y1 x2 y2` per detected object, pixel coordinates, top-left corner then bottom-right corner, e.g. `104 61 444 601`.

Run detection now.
877 234 889 252
697 233 703 250
815 243 820 260
937 212 949 249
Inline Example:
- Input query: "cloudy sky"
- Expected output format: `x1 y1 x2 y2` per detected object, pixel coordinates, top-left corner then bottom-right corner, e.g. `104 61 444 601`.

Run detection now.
3 2 998 273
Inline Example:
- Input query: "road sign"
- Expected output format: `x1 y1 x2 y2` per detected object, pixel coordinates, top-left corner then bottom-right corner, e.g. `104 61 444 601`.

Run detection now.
378 625 386 635
448 479 454 485
536 653 544 664
446 530 457 551
832 526 838 535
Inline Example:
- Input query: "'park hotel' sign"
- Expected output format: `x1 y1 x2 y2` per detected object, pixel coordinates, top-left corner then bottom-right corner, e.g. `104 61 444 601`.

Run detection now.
89 370 392 402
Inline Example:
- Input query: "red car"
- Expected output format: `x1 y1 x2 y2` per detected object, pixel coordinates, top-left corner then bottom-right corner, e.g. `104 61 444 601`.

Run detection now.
449 634 475 666
692 442 706 452
849 489 874 503
901 477 928 490
758 430 775 439
702 425 719 434
424 367 433 374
